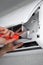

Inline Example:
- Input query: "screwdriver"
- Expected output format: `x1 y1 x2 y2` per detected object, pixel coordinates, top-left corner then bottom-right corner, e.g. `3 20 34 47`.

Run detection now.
0 33 19 40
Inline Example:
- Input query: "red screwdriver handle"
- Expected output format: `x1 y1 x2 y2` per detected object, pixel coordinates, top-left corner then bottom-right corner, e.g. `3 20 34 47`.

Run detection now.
0 33 4 37
5 34 19 40
0 33 19 40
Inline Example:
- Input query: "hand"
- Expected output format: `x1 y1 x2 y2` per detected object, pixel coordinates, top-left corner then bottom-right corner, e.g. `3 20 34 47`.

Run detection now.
0 27 15 45
0 27 24 56
0 27 23 45
0 26 8 34
0 37 15 45
0 42 24 56
0 26 14 37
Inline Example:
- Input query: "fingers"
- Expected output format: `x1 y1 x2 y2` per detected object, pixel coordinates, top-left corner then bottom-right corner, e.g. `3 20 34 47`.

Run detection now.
2 30 14 37
3 42 24 52
0 43 14 56
13 42 24 50
0 42 24 56
0 27 14 37
2 30 10 37
0 27 5 31
0 28 8 34
9 30 14 37
5 39 15 45
0 37 15 45
2 43 14 52
0 37 6 45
